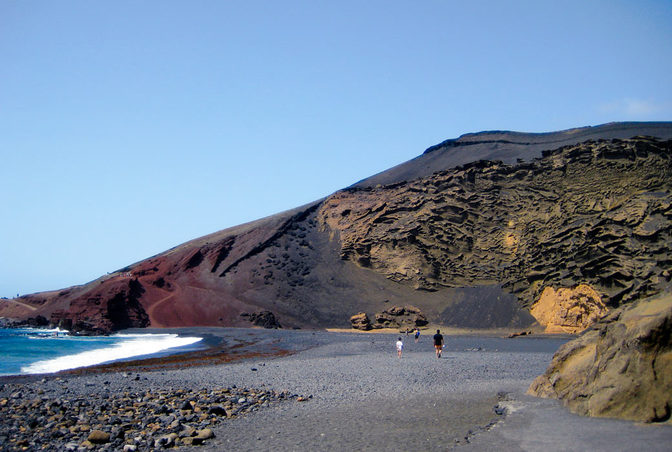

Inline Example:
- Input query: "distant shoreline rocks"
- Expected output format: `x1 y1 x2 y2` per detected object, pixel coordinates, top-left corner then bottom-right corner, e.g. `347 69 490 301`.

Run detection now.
350 305 428 331
239 311 282 329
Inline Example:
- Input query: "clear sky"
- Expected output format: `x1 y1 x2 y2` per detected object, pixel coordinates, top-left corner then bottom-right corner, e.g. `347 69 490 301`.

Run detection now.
2 0 671 298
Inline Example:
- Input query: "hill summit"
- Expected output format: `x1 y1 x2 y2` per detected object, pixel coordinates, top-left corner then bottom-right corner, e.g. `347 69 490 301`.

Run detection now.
2 122 672 334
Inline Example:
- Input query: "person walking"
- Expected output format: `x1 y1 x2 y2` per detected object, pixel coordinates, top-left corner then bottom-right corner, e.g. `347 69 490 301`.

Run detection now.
414 328 420 343
396 337 404 359
433 329 444 358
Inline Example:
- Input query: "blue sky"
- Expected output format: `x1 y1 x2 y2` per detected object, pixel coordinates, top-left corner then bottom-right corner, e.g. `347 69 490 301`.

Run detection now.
2 0 671 298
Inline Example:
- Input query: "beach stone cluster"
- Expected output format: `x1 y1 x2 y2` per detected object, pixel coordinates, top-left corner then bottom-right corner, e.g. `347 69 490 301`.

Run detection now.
0 380 307 450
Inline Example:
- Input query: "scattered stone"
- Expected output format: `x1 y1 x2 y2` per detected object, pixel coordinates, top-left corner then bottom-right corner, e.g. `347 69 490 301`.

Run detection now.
180 400 193 411
182 436 201 446
208 405 227 416
195 428 214 440
507 331 532 338
155 432 178 448
87 430 110 444
0 383 307 449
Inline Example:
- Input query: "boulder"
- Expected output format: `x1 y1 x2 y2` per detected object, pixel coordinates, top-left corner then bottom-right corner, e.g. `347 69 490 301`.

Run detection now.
528 294 672 423
196 428 215 440
530 284 608 333
350 312 372 330
371 305 428 329
86 430 110 444
245 311 282 329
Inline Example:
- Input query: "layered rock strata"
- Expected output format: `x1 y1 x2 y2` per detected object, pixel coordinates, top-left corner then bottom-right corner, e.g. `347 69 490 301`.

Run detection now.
528 294 672 423
350 305 428 331
373 305 428 329
350 312 372 330
319 137 672 311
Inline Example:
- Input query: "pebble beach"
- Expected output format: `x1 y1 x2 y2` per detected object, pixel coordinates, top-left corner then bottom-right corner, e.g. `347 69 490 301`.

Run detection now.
1 328 671 451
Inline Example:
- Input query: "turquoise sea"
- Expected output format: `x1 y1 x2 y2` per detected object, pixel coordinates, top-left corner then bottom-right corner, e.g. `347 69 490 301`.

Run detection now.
0 328 203 376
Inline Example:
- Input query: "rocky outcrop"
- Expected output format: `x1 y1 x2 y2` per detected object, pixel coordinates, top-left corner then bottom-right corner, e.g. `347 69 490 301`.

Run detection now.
241 311 282 329
528 294 672 423
372 305 428 329
319 137 672 310
530 284 609 333
49 279 150 334
350 306 428 330
350 312 372 330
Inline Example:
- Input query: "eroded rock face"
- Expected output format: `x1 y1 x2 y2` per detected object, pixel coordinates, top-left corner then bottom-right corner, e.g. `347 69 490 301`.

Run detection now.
350 312 372 330
371 305 428 329
528 294 672 423
530 284 609 333
319 137 672 309
49 279 150 334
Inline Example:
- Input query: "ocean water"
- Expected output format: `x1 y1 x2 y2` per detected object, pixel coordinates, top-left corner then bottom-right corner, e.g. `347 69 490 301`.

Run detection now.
0 328 203 376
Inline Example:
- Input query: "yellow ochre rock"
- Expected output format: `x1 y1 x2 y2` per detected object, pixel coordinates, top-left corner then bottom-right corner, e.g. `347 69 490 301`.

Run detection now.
528 294 672 423
530 284 608 334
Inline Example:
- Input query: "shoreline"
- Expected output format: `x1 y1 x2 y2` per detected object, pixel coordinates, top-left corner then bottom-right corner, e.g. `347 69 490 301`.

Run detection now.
0 325 575 382
1 329 670 451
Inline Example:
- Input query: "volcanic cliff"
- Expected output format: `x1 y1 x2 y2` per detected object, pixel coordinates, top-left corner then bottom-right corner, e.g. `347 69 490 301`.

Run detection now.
2 122 671 334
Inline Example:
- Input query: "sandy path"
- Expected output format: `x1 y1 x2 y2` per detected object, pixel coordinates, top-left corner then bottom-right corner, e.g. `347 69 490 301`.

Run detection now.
4 299 37 311
145 290 176 327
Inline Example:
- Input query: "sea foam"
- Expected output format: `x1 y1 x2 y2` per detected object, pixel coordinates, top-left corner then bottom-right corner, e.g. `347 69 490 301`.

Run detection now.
21 333 202 374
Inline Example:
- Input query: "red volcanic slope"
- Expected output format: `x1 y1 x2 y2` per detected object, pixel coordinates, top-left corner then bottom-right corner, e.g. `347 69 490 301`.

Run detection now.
2 122 672 333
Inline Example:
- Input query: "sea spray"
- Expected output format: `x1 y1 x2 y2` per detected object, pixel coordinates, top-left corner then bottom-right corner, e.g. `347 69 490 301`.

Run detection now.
0 328 202 375
21 333 202 374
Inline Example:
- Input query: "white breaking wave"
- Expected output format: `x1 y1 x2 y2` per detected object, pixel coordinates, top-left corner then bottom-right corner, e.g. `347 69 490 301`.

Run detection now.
21 333 202 374
21 327 69 335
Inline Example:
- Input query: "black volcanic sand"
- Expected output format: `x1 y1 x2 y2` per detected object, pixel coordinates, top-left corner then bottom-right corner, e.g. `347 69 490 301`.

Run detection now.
2 328 672 451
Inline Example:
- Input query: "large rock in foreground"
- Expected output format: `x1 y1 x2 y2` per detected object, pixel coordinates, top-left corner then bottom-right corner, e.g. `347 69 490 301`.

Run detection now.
528 294 672 423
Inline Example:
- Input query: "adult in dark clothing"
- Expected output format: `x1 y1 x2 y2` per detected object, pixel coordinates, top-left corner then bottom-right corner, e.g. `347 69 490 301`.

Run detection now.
433 329 444 358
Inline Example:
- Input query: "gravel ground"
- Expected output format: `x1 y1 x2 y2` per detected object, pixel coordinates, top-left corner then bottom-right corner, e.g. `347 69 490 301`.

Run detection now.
2 329 671 451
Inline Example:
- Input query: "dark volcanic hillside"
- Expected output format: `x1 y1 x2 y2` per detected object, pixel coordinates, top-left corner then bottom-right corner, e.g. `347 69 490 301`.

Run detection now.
2 122 672 334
